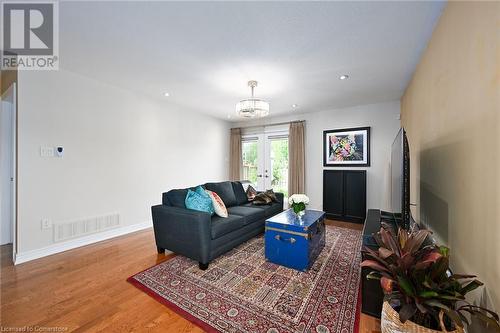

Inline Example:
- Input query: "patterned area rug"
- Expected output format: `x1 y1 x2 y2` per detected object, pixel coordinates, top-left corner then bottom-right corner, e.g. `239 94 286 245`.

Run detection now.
128 225 362 333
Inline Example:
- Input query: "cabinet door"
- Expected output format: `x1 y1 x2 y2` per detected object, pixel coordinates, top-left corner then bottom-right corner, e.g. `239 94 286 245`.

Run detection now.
323 170 344 219
343 170 366 223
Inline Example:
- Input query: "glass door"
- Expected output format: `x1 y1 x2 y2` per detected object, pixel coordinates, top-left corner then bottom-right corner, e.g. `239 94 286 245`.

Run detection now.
265 135 288 198
242 135 264 190
242 131 289 199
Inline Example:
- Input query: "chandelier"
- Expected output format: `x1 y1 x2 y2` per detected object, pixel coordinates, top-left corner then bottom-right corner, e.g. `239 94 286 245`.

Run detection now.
236 80 270 118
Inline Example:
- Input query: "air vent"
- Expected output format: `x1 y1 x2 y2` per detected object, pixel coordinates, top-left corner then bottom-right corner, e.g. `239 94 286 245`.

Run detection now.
54 213 120 242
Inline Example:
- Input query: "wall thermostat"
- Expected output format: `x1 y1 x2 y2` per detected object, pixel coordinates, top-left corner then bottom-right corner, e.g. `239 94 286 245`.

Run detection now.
56 146 64 157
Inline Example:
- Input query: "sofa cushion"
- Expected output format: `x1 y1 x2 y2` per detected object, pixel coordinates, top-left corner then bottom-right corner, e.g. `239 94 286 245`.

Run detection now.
227 206 266 225
240 202 264 208
211 215 245 239
205 182 237 207
262 202 284 217
232 182 248 205
164 188 193 208
185 189 214 215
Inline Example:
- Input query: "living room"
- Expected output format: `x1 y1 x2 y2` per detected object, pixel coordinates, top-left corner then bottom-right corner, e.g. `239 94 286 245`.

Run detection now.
1 1 499 333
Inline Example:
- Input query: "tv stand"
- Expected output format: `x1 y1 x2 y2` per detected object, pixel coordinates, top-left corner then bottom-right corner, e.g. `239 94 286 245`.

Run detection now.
361 209 398 318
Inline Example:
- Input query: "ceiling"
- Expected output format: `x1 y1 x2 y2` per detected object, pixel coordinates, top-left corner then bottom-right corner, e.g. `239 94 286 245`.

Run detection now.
59 1 445 121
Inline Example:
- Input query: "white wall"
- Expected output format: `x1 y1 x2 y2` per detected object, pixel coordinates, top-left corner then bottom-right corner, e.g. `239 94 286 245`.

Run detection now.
17 69 229 254
235 101 401 211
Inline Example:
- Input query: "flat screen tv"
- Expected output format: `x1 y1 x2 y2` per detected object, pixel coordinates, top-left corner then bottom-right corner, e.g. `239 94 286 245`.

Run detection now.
391 128 411 229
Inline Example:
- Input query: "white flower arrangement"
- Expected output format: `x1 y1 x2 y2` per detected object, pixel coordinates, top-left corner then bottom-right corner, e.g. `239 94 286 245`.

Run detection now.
288 194 309 217
288 194 310 205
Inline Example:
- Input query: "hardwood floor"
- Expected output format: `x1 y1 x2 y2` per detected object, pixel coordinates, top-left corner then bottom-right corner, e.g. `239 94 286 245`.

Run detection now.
0 220 380 332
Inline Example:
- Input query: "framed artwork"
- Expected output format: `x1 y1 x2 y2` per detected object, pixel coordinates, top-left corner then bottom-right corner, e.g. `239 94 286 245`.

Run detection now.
323 127 370 167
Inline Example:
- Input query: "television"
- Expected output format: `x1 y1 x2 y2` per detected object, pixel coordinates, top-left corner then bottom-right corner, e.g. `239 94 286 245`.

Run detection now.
391 128 411 229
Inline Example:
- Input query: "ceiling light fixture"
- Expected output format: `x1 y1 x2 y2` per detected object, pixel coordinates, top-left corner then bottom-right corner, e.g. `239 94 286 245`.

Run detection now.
236 80 269 118
164 92 170 97
339 75 349 80
292 104 298 108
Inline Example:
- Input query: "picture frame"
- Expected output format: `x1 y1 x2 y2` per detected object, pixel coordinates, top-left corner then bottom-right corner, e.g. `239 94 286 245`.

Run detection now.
323 127 370 167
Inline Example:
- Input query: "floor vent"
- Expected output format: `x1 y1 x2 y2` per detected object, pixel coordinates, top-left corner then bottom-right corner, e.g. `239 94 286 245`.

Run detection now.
54 213 120 242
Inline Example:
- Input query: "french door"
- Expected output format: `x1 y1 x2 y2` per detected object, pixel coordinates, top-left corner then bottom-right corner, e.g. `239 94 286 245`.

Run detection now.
242 131 289 198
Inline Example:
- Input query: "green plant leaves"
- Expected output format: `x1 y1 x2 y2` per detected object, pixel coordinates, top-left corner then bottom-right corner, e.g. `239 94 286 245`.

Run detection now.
397 275 415 296
361 226 500 331
399 303 417 323
418 290 439 298
460 280 484 295
360 260 390 273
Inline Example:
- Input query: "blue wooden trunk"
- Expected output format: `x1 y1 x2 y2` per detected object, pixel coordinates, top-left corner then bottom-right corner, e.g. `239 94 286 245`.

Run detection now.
265 209 326 271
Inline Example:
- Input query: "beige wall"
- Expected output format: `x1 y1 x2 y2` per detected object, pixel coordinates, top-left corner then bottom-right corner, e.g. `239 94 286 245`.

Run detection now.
401 1 500 311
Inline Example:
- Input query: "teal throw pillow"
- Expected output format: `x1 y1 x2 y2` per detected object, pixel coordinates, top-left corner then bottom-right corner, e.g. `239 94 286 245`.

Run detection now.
195 185 210 198
185 189 214 215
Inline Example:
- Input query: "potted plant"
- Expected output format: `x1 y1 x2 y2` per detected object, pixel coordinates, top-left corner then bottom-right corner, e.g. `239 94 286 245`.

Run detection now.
361 226 500 333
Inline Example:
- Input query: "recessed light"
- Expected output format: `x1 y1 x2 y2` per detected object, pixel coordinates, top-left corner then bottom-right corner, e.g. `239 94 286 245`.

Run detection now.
339 75 349 80
227 114 232 119
164 92 170 97
291 104 298 108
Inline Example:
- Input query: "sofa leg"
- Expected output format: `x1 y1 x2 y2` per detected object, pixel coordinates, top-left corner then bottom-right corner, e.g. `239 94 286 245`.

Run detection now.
198 262 209 270
157 246 165 254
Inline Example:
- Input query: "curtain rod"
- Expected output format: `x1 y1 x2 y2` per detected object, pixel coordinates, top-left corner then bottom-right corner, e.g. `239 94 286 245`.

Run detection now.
235 120 305 129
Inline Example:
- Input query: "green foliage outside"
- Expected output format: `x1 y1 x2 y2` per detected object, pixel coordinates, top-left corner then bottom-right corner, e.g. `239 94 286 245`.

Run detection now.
270 139 288 197
242 141 258 185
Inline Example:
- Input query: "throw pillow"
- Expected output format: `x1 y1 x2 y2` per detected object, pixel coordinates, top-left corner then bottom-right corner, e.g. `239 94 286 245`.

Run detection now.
206 190 228 218
185 189 214 215
195 185 210 198
252 192 272 205
264 189 278 202
246 185 257 201
232 182 248 205
204 182 237 207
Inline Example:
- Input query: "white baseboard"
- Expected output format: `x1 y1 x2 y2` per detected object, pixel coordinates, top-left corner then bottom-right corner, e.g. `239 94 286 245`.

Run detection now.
14 221 152 265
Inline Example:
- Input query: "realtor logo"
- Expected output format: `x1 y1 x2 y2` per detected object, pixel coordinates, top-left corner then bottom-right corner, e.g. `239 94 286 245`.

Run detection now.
1 1 59 70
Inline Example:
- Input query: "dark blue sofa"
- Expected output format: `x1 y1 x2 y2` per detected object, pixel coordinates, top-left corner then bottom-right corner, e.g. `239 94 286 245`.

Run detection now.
151 181 283 270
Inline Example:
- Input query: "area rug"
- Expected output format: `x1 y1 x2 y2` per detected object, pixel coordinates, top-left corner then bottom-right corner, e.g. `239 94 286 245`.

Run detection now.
128 225 362 333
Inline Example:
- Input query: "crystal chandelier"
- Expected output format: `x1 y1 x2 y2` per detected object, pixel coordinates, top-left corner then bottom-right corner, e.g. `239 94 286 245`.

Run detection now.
236 80 269 118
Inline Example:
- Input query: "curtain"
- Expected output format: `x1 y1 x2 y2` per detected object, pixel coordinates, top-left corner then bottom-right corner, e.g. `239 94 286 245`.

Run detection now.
229 128 242 181
288 121 305 195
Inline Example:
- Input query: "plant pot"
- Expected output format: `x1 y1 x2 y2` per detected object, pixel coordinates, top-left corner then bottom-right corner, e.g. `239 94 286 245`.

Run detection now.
381 302 464 333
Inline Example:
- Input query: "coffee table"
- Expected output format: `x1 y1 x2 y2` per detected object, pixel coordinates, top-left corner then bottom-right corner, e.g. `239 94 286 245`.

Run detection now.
264 209 326 271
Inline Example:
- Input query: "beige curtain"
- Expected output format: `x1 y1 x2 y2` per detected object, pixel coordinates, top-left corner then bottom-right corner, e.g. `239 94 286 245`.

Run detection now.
288 121 305 195
229 128 242 181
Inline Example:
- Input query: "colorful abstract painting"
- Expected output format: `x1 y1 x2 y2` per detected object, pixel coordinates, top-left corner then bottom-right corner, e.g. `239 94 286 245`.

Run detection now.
323 127 370 166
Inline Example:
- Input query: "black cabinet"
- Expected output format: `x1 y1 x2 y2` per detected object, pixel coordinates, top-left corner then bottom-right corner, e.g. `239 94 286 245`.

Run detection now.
361 209 385 318
323 170 366 223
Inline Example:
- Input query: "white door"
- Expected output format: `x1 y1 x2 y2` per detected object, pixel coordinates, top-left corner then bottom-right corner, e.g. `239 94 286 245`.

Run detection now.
242 130 289 198
0 83 16 256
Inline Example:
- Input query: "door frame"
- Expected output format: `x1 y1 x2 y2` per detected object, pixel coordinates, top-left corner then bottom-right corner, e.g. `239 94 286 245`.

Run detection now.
1 83 17 262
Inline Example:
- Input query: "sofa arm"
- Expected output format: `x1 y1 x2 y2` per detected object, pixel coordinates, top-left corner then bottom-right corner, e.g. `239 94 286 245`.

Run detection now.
276 192 284 205
151 205 212 264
